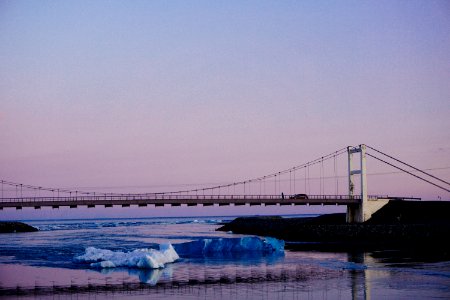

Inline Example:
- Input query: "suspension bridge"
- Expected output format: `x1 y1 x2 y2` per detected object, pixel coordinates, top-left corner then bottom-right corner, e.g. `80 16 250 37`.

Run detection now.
1 144 448 223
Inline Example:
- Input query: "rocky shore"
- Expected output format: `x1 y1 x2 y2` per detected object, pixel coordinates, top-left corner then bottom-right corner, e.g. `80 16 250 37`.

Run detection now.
0 222 38 233
217 201 450 250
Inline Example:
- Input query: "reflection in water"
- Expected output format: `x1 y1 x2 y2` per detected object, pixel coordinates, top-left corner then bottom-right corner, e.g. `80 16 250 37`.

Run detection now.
348 253 370 300
86 253 314 286
98 267 168 285
345 249 450 300
1 249 450 299
129 267 171 285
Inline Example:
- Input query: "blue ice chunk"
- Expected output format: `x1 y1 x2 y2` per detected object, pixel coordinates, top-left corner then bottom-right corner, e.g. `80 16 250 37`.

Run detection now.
174 237 284 257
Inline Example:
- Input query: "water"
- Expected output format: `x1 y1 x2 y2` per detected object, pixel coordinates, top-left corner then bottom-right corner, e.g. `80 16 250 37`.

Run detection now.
1 216 449 299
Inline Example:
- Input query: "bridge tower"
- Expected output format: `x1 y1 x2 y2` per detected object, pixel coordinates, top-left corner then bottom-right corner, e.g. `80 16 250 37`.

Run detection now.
346 145 367 223
346 144 390 223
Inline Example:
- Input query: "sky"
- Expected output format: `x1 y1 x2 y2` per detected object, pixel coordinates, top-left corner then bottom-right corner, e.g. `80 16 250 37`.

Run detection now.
1 1 449 220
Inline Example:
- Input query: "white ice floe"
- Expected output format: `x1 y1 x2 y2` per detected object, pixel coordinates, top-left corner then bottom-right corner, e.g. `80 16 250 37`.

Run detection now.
75 243 179 269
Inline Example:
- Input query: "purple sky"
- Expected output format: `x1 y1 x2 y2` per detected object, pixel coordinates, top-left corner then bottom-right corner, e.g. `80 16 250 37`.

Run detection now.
1 1 449 220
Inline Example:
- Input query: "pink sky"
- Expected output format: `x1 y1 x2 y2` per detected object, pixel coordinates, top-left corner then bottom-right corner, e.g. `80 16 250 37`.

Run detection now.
1 1 449 219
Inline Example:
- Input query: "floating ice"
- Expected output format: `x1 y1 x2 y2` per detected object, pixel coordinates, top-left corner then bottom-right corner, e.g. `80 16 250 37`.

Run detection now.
174 237 284 257
75 238 283 269
75 243 179 269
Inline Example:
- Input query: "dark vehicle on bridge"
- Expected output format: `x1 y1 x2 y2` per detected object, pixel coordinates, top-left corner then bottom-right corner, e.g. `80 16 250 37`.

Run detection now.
289 194 309 199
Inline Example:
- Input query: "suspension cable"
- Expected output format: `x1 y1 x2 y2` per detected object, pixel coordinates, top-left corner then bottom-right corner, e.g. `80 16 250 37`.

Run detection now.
1 147 349 197
293 168 296 194
334 153 337 195
304 166 307 194
278 172 281 195
289 170 292 194
321 157 324 195
366 145 450 186
366 153 449 193
263 177 266 195
307 164 310 194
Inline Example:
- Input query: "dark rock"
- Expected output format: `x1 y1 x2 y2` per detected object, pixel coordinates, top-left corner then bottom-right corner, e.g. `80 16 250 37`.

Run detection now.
367 201 450 224
217 201 450 249
0 222 38 233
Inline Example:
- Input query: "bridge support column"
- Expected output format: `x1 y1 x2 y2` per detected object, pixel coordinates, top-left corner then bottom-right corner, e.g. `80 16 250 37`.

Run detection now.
346 144 390 223
347 144 368 223
346 203 363 223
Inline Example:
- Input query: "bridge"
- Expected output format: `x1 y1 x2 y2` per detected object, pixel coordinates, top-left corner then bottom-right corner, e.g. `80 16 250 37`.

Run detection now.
0 194 365 209
1 144 448 223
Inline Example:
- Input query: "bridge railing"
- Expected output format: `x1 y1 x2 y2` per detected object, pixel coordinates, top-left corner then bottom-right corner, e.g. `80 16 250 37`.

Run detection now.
0 194 387 203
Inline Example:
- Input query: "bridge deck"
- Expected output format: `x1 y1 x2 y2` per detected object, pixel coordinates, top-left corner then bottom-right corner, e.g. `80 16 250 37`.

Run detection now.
0 194 370 209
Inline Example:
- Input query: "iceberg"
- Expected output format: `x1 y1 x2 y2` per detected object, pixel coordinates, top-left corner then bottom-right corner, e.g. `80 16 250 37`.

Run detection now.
174 237 284 257
74 243 179 269
74 237 284 269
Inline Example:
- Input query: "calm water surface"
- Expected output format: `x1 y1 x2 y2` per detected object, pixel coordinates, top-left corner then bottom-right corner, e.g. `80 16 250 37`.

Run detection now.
0 216 449 299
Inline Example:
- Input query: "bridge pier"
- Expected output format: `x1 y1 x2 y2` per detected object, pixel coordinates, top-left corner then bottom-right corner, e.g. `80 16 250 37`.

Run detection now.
346 198 390 223
346 203 363 223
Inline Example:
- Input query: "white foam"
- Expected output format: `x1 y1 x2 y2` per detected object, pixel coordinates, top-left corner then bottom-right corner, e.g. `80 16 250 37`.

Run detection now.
75 243 179 269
